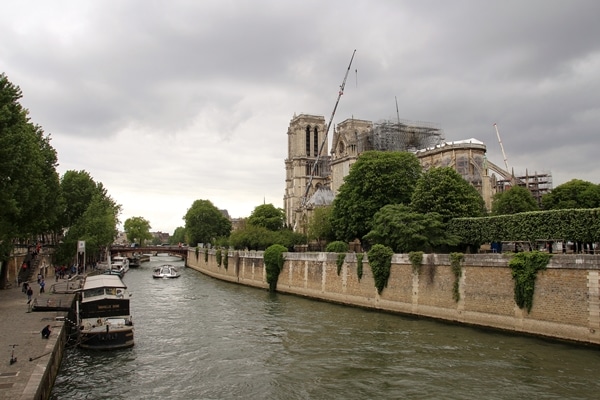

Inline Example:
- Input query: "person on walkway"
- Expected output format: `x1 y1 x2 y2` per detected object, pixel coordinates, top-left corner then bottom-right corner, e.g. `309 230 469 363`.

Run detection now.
39 278 45 294
41 325 51 339
37 272 42 284
27 287 33 303
22 281 29 293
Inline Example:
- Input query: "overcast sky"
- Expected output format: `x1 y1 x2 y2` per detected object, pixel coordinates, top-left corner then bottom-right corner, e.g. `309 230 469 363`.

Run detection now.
2 0 599 234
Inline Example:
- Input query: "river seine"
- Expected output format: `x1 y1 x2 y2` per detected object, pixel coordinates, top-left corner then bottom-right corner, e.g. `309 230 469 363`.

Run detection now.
51 255 600 399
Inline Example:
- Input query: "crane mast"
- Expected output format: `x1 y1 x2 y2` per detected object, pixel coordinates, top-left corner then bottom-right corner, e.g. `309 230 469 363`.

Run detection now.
493 123 509 172
301 49 356 206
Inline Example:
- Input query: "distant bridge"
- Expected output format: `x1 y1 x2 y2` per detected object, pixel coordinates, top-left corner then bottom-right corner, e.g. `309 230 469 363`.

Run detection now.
110 245 189 260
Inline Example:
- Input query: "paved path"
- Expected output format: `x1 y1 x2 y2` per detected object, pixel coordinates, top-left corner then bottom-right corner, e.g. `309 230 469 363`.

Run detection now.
0 277 74 400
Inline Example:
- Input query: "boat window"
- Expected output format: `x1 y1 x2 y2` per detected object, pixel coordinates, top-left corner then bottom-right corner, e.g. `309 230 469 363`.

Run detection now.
106 288 117 296
83 288 105 298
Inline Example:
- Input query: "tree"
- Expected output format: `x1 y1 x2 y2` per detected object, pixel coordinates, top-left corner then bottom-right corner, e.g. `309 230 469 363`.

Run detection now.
411 167 485 222
54 192 121 266
247 204 285 231
306 206 336 243
60 170 102 228
0 74 61 286
491 186 539 215
184 199 231 246
330 151 422 242
124 216 153 245
170 226 186 245
542 179 600 210
363 204 460 253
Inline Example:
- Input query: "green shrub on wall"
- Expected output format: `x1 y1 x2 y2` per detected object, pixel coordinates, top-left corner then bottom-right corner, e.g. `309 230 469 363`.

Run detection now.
216 248 222 267
195 246 199 259
509 251 552 313
223 249 228 270
326 241 349 253
336 253 346 275
356 253 364 280
368 244 394 294
450 252 464 301
408 251 423 274
264 244 287 292
204 248 208 263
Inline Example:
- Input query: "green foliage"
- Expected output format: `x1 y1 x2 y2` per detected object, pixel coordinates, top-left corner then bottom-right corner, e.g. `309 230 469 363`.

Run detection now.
124 216 152 246
356 253 364 280
509 251 552 312
408 251 423 274
447 208 600 246
307 205 336 242
411 167 485 222
450 252 464 302
216 248 222 266
326 241 349 253
170 226 186 245
368 244 394 294
364 204 460 253
229 224 306 251
223 249 229 270
0 73 63 274
204 248 208 263
492 186 539 215
336 253 346 276
331 151 422 241
184 199 232 246
247 204 285 231
195 246 199 259
542 179 600 210
60 170 100 228
264 244 287 292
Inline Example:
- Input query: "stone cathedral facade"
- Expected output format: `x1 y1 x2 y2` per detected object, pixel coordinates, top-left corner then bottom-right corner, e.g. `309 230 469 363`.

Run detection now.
284 112 542 234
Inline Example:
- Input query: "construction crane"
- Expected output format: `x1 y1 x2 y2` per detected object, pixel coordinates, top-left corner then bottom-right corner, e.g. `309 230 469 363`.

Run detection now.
301 49 356 206
493 123 510 172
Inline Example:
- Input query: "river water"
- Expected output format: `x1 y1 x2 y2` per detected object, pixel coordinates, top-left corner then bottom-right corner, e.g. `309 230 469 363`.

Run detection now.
51 255 600 399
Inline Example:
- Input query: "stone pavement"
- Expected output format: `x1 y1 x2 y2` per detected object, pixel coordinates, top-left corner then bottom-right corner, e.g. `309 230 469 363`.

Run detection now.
0 277 74 400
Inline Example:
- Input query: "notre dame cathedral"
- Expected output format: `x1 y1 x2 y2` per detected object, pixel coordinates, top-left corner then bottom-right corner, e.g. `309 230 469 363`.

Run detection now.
284 113 551 234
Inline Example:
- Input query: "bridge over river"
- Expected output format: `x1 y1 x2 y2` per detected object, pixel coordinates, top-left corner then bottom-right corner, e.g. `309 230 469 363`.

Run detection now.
110 245 189 260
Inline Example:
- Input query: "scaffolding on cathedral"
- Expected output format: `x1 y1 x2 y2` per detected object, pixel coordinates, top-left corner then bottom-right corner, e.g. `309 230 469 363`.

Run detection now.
357 118 444 153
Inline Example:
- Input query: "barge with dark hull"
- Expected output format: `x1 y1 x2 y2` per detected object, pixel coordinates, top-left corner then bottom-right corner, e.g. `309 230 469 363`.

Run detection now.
78 275 134 350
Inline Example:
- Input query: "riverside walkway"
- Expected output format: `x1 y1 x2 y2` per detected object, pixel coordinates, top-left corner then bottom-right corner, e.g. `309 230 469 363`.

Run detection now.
0 279 75 400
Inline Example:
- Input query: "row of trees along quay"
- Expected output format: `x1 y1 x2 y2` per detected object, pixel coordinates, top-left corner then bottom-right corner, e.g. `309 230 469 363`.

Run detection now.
2 71 600 291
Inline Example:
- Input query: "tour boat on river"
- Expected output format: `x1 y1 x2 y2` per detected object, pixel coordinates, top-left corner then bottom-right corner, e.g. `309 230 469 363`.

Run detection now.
152 264 180 279
77 274 134 350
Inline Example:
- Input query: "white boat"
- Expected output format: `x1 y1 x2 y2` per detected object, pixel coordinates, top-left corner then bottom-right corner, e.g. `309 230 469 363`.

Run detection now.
152 264 180 279
77 274 134 350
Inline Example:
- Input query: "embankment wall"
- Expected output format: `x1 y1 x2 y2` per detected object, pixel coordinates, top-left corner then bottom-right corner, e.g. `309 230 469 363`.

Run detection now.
186 250 600 346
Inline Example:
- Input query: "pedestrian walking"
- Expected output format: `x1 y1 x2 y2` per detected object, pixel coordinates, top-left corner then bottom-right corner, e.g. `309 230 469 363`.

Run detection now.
39 278 45 294
22 281 29 293
37 273 42 284
27 287 33 303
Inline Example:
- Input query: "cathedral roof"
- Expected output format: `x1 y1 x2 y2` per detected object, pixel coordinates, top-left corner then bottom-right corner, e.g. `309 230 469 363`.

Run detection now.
307 186 335 207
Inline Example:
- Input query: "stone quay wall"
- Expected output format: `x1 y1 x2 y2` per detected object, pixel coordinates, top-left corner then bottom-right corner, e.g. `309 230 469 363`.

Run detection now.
186 249 600 346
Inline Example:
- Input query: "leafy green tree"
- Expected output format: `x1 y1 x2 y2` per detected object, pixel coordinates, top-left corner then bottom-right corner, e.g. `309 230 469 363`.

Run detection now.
363 204 459 253
491 186 539 215
124 216 153 245
331 151 422 241
184 199 231 246
60 170 102 228
0 74 61 286
170 226 186 245
247 204 285 231
307 206 336 243
229 225 276 250
55 192 121 265
541 179 600 210
411 167 485 222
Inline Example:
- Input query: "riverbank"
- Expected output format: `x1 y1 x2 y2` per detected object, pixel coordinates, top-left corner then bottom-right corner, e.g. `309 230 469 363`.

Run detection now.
0 280 75 399
186 249 600 346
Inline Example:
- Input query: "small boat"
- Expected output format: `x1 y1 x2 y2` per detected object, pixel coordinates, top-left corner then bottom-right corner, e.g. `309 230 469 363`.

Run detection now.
77 274 134 350
152 264 180 279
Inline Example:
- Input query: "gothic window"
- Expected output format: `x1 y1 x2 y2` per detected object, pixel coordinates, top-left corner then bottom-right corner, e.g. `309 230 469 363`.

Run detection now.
306 126 311 156
338 141 345 156
313 127 319 156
